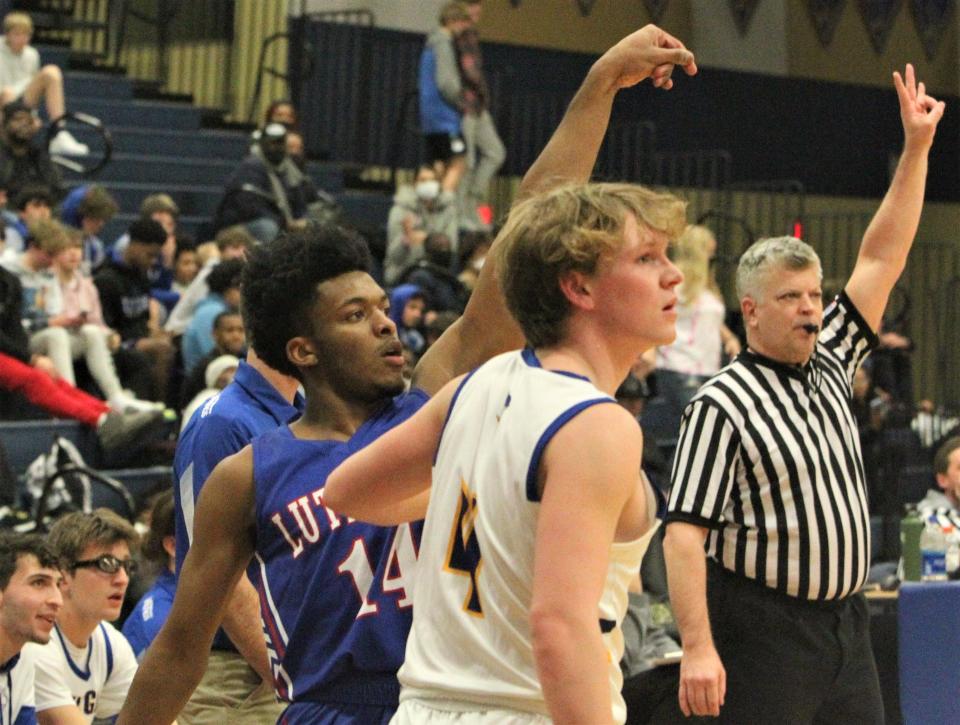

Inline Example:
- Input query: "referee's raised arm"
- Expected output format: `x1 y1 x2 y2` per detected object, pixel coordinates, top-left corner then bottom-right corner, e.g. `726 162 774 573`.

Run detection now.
844 63 944 332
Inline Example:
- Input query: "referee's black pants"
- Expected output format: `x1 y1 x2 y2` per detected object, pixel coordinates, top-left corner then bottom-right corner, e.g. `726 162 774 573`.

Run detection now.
690 562 884 724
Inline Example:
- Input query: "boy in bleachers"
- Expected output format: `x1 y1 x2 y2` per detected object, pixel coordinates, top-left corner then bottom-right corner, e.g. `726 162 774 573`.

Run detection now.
27 510 140 722
179 309 244 410
181 258 244 374
94 218 175 404
3 183 53 254
0 11 88 155
60 184 120 274
123 491 177 661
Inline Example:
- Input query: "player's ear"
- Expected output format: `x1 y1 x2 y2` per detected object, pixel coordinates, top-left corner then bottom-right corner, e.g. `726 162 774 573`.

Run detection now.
558 270 595 311
286 336 318 368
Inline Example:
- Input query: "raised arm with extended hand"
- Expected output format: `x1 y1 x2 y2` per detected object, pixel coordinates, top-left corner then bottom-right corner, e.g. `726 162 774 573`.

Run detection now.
845 63 944 331
412 24 696 395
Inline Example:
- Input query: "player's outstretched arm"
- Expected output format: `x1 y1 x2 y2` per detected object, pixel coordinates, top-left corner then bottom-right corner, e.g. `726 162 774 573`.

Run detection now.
663 521 725 718
412 24 696 396
325 376 461 524
531 403 647 724
117 448 258 725
845 63 944 331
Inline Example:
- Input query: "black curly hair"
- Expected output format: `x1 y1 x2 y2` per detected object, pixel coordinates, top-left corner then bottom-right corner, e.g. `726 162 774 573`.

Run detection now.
241 226 372 378
207 258 245 296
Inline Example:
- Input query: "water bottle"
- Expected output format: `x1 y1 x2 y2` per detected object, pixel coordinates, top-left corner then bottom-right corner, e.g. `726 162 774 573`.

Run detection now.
900 504 923 582
945 524 960 578
920 516 948 582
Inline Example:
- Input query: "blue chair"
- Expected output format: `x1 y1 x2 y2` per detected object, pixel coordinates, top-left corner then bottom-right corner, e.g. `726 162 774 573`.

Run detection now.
898 581 960 723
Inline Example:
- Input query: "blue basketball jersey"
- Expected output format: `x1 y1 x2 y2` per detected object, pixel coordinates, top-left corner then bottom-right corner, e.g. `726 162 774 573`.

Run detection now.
249 389 428 708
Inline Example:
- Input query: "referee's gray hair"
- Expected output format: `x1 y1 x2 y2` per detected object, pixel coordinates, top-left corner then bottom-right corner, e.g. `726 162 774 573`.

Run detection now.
735 236 822 301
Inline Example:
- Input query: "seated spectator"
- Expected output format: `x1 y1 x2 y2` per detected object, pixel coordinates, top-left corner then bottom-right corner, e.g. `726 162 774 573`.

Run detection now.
27 510 139 722
215 122 319 243
163 225 253 337
181 258 244 374
398 231 468 314
389 283 427 356
0 12 88 155
113 194 180 310
60 184 119 274
45 225 160 412
0 99 61 201
94 218 175 403
123 490 176 661
456 228 492 292
918 437 960 514
265 99 298 129
249 99 300 150
179 310 244 409
170 236 198 296
384 164 459 285
0 256 163 446
3 182 53 254
424 309 459 349
180 353 240 428
419 3 469 188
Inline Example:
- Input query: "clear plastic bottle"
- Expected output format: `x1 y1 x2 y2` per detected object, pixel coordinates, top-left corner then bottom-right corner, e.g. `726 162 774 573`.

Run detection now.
921 516 948 582
945 524 960 578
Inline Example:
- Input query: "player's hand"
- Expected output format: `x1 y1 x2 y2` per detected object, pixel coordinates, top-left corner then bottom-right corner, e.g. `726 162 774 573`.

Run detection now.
678 644 726 717
597 24 697 92
894 63 945 152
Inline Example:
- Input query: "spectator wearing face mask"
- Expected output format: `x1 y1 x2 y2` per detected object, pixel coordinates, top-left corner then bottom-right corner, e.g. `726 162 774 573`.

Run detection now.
384 164 459 285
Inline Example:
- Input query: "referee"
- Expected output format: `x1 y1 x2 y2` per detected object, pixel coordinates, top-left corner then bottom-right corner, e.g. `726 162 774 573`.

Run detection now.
662 64 944 722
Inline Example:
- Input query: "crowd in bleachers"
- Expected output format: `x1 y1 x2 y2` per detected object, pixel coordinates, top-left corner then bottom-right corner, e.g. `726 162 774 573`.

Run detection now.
0 1 956 723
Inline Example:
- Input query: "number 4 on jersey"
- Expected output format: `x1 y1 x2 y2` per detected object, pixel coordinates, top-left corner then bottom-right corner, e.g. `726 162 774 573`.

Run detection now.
444 478 484 616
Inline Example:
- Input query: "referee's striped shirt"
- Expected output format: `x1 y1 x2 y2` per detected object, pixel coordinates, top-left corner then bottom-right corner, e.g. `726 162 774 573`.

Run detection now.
666 292 878 601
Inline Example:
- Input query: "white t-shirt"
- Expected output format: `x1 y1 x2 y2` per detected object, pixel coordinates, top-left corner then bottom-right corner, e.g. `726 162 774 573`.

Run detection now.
0 647 37 725
0 37 39 97
26 622 138 722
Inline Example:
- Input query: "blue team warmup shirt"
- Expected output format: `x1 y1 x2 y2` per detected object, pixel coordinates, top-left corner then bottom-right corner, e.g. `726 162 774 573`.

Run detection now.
122 569 176 660
250 389 428 717
173 360 304 651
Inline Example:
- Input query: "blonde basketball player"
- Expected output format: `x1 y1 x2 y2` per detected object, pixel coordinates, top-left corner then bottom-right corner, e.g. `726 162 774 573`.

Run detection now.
325 25 695 725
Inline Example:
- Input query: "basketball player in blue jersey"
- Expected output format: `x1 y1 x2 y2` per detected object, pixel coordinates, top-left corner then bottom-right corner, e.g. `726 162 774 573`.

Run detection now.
118 23 696 725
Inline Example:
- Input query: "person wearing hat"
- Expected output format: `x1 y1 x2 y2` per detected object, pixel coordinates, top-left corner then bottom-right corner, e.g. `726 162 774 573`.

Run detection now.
180 353 240 431
214 122 321 244
0 98 61 203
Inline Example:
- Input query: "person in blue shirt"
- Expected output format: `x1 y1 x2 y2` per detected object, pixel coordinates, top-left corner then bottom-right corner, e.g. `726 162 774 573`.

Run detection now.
181 258 244 373
118 23 697 725
0 533 63 725
169 271 303 720
123 490 176 661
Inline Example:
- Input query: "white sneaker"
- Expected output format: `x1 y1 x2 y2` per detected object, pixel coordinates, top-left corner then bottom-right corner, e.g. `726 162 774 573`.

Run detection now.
49 129 89 156
109 392 164 414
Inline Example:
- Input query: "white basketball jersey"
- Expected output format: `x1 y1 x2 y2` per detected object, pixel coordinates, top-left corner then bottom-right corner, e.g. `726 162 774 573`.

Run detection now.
400 349 659 723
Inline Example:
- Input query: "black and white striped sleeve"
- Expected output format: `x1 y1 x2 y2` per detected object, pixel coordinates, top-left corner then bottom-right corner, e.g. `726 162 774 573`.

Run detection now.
666 399 741 529
819 291 879 385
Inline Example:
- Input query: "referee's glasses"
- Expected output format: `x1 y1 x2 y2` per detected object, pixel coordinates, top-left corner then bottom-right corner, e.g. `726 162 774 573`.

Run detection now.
73 554 137 576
